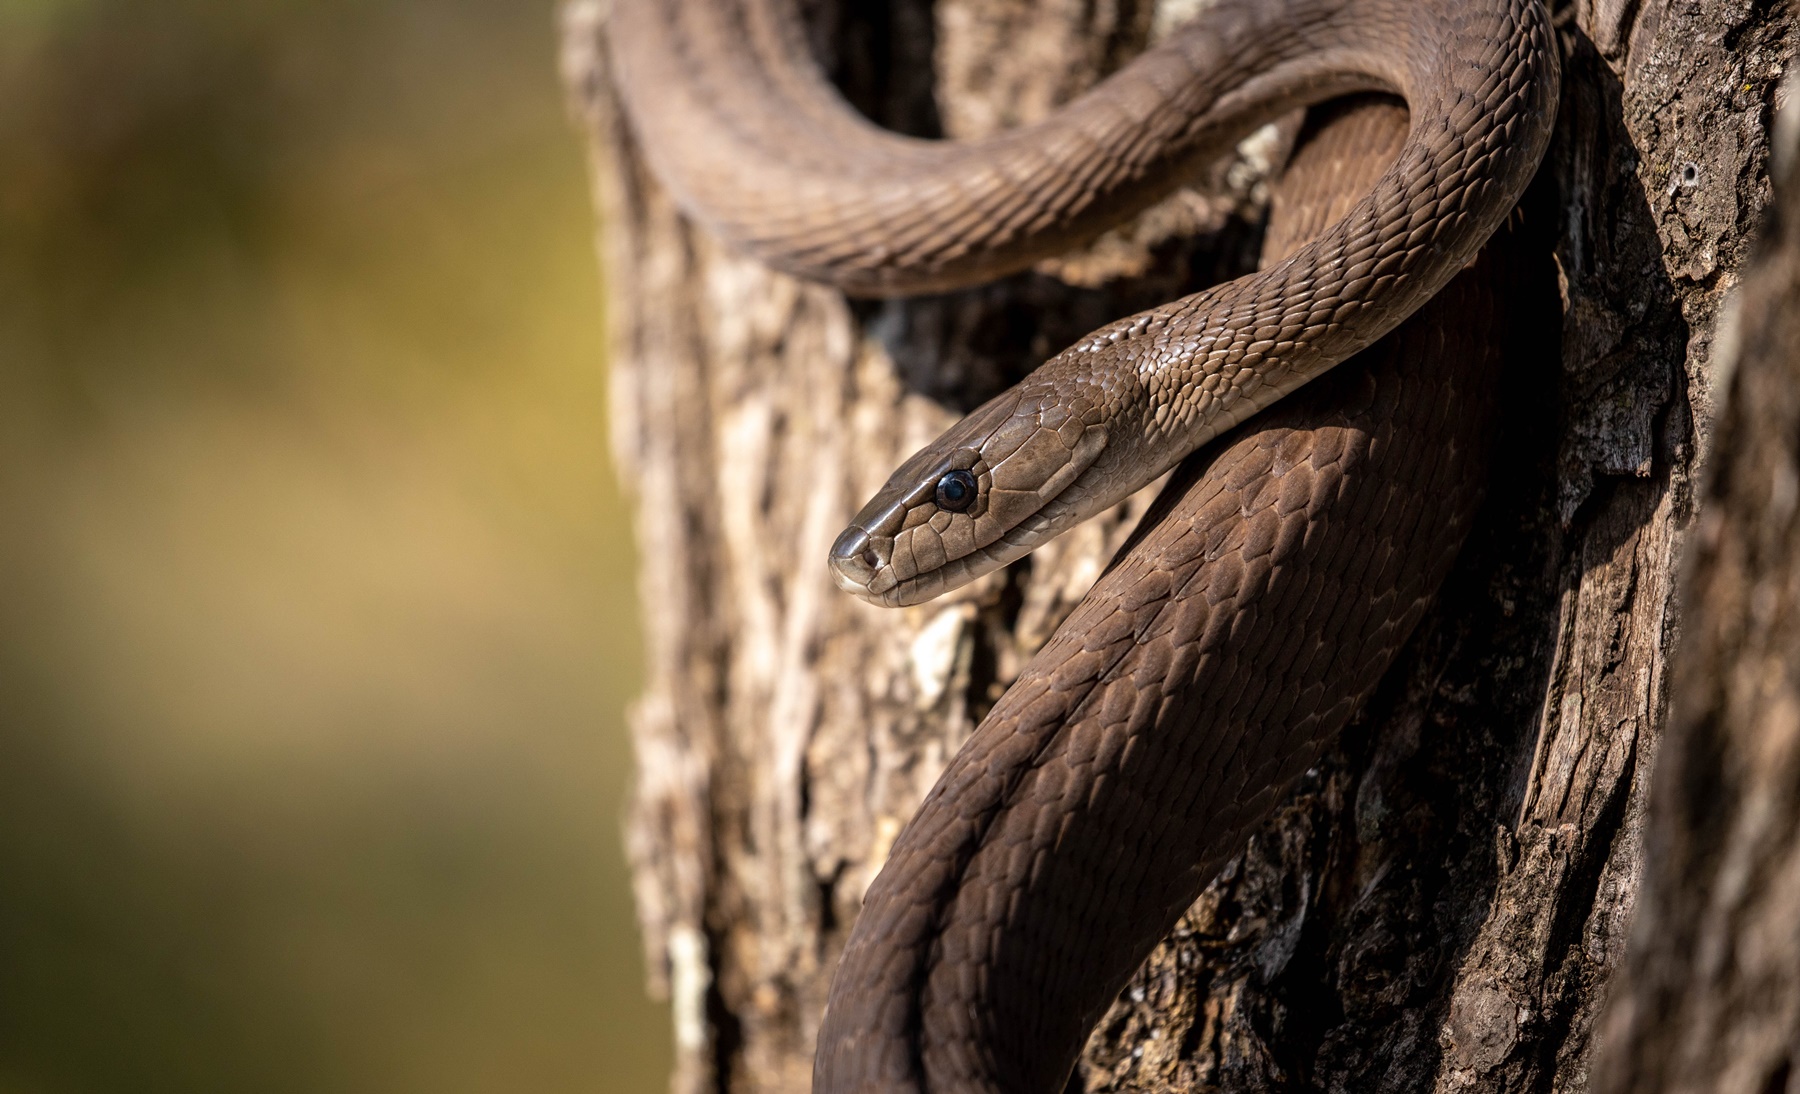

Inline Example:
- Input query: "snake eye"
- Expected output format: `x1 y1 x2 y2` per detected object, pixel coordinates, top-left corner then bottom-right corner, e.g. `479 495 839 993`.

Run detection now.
934 469 977 512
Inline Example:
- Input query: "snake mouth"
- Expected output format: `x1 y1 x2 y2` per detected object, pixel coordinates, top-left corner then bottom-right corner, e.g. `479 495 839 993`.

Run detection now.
830 520 1068 607
827 523 993 607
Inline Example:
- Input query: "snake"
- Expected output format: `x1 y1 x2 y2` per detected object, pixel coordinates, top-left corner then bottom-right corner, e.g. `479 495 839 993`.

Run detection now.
605 0 1559 1090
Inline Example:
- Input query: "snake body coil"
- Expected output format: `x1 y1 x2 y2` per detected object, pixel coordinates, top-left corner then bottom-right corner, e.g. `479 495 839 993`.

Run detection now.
607 1 1557 1090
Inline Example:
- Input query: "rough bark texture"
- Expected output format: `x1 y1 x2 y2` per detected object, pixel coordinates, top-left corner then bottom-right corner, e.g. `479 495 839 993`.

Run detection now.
559 1 1795 1091
1588 70 1800 1094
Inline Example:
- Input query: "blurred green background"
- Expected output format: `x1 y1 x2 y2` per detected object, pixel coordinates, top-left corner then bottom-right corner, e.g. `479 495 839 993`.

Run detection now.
0 0 667 1091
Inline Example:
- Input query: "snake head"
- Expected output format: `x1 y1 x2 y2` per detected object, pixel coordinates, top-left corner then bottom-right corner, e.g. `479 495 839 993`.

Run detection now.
830 386 1109 607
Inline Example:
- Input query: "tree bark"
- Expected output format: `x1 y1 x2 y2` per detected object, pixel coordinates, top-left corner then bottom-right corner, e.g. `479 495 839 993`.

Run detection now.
559 2 1795 1091
1588 67 1800 1094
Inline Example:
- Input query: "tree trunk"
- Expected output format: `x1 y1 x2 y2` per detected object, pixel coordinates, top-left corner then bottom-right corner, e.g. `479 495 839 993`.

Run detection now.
1587 66 1800 1094
559 1 1795 1090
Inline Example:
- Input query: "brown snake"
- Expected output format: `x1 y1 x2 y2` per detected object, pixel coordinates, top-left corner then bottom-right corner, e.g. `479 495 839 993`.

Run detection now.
606 1 1558 1089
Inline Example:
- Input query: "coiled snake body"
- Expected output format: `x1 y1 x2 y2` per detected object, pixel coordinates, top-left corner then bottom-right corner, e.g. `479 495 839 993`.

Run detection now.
608 1 1558 1089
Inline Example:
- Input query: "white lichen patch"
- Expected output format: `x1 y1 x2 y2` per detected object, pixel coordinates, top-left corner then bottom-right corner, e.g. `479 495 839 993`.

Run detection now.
908 604 974 708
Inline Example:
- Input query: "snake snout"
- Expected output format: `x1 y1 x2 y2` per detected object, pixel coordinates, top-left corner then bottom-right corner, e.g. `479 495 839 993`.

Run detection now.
829 526 887 594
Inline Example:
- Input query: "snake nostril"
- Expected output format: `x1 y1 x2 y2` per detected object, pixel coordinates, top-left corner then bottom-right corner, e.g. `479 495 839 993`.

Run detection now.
830 526 883 584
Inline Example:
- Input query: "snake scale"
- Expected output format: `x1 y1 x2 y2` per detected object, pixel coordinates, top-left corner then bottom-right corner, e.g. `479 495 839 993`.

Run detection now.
607 1 1559 1089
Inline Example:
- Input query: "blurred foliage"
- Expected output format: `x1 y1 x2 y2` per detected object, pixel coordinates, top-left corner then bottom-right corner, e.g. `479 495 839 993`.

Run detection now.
0 0 667 1091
